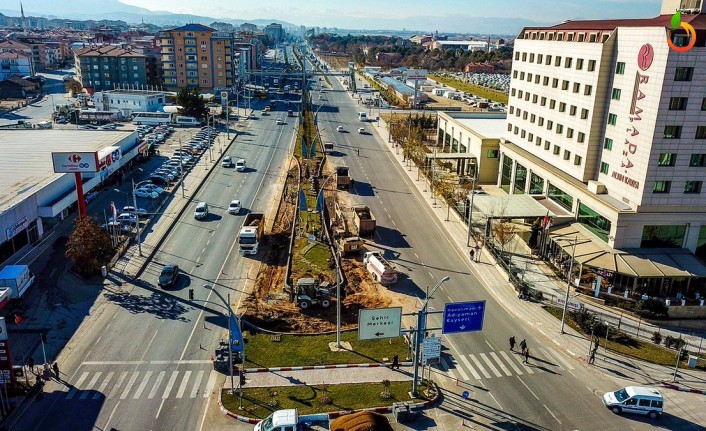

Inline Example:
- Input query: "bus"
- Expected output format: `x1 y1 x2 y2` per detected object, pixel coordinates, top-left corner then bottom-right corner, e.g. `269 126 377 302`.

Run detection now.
131 112 173 126
358 112 367 122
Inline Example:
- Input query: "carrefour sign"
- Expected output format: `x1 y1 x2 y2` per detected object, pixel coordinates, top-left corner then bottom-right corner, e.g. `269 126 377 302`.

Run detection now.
51 152 100 173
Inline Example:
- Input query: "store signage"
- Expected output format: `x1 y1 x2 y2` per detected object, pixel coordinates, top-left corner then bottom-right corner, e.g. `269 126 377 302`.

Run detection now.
51 152 99 173
0 318 15 388
611 44 653 190
5 217 27 240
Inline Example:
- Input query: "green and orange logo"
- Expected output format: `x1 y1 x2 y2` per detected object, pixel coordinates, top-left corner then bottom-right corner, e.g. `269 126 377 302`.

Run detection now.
667 11 696 52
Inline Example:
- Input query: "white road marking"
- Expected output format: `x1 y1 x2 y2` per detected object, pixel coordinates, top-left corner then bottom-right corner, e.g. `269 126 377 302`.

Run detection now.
490 352 512 376
133 371 153 399
82 360 212 366
148 371 166 399
162 371 179 399
479 353 503 377
499 351 523 375
66 372 89 399
541 347 575 370
469 354 491 379
458 355 481 380
107 372 128 399
517 376 540 400
190 370 204 398
484 340 493 350
510 352 534 374
176 370 192 399
544 404 562 424
79 372 102 400
94 372 114 399
120 372 140 400
439 357 457 380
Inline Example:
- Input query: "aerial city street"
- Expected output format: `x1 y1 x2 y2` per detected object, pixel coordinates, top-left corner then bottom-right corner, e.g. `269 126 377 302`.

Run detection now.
0 0 705 430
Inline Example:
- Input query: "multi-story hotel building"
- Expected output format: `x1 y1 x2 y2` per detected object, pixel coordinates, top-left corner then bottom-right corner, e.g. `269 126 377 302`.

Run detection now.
160 24 236 91
498 0 706 296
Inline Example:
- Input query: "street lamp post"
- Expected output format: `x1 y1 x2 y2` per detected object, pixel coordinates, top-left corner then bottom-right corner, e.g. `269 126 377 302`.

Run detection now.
202 284 238 395
560 236 579 334
317 174 342 348
466 172 478 247
412 276 450 397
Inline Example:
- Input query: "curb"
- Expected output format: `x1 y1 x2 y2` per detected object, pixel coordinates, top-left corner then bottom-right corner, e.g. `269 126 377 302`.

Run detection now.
661 383 706 395
245 362 413 373
217 378 440 424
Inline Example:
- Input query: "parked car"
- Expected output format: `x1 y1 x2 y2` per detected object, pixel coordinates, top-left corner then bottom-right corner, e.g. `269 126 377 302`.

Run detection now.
103 221 132 233
158 264 179 288
110 213 138 225
228 200 242 215
133 188 159 199
141 184 164 194
122 206 148 218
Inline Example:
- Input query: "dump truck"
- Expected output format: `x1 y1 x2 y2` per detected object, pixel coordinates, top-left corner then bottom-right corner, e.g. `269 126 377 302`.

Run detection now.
238 213 265 255
0 265 35 299
338 236 364 256
335 166 350 190
363 251 397 285
353 205 376 236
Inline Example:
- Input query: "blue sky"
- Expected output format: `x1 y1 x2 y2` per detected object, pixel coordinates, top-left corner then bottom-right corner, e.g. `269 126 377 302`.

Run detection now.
124 0 662 33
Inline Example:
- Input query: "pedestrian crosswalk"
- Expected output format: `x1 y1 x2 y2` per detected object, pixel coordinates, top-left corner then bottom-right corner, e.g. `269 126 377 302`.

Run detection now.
63 367 218 401
440 347 575 382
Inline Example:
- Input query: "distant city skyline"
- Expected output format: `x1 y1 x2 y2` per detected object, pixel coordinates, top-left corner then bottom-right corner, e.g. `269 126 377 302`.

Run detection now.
118 0 662 31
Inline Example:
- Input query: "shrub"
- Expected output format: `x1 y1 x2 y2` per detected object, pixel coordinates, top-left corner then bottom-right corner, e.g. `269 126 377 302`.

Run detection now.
634 299 668 319
651 331 663 345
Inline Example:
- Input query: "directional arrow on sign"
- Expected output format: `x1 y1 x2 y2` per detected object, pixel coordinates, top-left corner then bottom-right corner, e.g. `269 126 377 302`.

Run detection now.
375 332 384 337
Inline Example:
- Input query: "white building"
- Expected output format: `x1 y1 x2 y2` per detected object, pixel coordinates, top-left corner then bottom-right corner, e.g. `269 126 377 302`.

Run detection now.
497 0 706 296
0 52 33 81
93 89 167 116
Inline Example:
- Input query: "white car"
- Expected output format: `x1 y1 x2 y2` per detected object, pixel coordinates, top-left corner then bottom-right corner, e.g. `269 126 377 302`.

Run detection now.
276 118 284 125
133 188 159 199
235 159 246 172
336 126 344 132
122 206 148 218
141 184 164 194
228 200 242 215
110 213 138 225
358 127 365 134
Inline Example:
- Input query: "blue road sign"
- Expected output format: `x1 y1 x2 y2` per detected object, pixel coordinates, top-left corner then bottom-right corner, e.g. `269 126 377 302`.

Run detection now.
442 300 486 334
462 390 470 399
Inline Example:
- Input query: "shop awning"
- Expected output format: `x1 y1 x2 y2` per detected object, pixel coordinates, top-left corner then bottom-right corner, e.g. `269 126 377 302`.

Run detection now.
549 223 706 278
471 194 555 219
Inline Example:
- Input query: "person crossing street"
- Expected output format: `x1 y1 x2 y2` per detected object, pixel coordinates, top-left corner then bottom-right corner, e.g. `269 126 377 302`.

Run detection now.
509 336 516 351
519 339 527 353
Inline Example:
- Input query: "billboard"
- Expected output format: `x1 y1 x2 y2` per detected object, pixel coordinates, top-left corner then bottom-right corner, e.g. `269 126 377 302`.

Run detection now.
405 69 428 81
51 152 99 173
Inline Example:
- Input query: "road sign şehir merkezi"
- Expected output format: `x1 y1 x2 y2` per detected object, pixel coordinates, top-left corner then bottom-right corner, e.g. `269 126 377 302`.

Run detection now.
358 307 402 340
442 300 486 334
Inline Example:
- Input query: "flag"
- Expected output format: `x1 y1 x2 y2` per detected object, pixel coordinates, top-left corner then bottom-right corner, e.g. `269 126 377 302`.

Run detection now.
541 212 550 230
301 137 308 159
298 189 308 212
229 314 243 353
316 189 325 212
110 201 117 218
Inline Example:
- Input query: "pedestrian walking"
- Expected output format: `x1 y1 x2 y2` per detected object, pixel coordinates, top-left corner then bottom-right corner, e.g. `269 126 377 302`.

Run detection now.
27 357 35 374
523 347 530 364
588 348 596 365
470 249 475 261
519 339 527 352
52 362 60 380
509 336 516 351
357 148 360 156
391 354 400 370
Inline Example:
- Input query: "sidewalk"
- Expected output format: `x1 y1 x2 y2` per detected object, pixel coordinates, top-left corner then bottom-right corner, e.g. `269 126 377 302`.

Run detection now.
365 112 706 396
230 365 414 389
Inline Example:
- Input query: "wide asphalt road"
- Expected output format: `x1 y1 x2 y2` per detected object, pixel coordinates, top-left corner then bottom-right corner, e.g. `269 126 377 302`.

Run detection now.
9 99 295 431
313 74 638 430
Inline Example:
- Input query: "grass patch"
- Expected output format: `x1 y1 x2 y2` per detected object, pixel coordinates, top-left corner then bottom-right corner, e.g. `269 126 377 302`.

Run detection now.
429 74 509 105
222 381 419 419
245 331 409 368
542 305 698 368
292 238 334 280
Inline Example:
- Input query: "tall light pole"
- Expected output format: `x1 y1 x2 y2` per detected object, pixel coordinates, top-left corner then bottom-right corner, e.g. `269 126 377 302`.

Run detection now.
466 168 478 247
318 174 342 348
203 284 238 395
412 275 450 397
560 236 578 334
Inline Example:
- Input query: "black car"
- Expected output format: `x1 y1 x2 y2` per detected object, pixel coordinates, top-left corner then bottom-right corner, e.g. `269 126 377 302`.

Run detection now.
158 265 179 288
149 175 170 186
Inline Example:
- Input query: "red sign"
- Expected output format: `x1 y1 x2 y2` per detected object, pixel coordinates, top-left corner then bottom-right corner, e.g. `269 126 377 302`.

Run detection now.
637 44 654 71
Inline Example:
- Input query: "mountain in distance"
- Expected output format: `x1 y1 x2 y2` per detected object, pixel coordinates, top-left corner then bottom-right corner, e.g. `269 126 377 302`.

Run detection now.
0 0 294 28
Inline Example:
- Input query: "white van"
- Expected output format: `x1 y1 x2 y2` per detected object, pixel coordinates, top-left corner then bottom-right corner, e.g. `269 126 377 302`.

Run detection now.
175 116 201 127
194 202 209 220
602 386 664 419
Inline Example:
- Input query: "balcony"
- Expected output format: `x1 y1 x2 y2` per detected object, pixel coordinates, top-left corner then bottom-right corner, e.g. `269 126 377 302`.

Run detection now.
161 56 174 62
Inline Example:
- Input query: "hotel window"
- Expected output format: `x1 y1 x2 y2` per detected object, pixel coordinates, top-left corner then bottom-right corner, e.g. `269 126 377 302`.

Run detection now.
514 126 519 134
548 183 573 212
602 34 610 42
565 57 572 68
538 54 543 63
658 153 677 166
553 145 561 155
555 56 562 67
576 59 584 70
669 97 688 110
536 136 542 146
608 113 617 125
521 130 526 138
513 70 518 78
557 33 564 41
547 120 553 130
611 88 621 100
538 117 544 126
507 123 513 132
552 78 559 88
574 155 582 165
615 62 625 74
515 52 520 60
509 106 515 114
559 102 566 112
548 33 554 41
529 53 535 62
534 75 540 84
522 52 527 61
532 94 538 103
530 114 536 123
653 181 671 193
562 80 569 90
600 162 609 174
520 72 525 80
685 181 703 194
550 100 556 109
567 33 574 41
523 111 528 119
566 127 573 138
544 140 551 150
584 85 593 95
674 67 693 81
556 124 564 134
588 60 596 71
570 105 577 116
543 76 549 86
528 133 534 142
564 150 571 160
511 88 516 96
663 125 682 139
529 173 544 194
578 33 585 42
690 154 706 166
546 55 552 65
525 93 530 101
696 126 706 139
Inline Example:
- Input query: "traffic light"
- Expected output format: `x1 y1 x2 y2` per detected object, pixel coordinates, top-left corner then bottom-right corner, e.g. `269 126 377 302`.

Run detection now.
188 289 194 300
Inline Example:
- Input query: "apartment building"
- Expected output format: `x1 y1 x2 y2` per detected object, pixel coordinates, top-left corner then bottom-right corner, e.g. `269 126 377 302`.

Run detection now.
0 40 34 75
498 0 706 296
159 24 235 91
0 51 33 81
264 23 285 42
74 44 148 93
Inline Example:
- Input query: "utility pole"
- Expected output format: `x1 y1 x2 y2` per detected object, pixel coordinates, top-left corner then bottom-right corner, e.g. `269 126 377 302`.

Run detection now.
560 235 578 334
132 179 143 256
466 170 478 247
